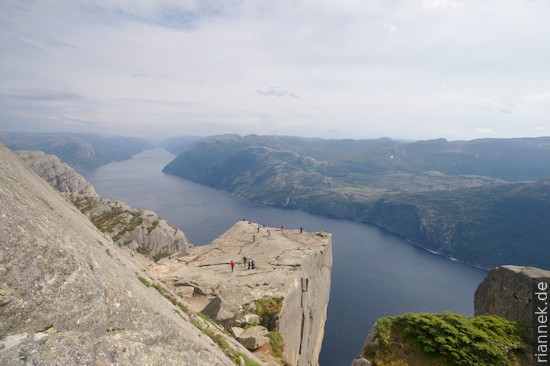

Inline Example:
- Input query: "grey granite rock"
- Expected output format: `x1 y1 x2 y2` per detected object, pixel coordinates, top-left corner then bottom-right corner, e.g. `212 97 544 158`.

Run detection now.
238 326 270 350
0 144 236 366
15 149 99 196
475 265 550 325
64 193 191 259
149 221 332 366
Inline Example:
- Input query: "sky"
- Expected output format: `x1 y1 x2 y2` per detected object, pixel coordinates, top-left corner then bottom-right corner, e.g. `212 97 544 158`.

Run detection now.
1 0 549 141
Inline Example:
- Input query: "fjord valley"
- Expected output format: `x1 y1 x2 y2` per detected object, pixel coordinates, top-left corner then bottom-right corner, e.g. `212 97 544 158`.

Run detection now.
163 134 550 270
84 147 486 366
2 133 549 366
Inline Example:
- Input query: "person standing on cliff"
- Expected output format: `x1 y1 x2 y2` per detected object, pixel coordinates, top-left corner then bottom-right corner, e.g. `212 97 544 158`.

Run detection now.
231 260 235 272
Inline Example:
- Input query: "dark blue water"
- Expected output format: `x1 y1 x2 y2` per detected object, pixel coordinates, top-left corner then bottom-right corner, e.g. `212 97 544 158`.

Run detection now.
85 149 487 366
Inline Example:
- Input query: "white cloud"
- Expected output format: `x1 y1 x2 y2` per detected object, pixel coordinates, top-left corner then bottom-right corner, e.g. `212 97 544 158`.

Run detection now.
257 87 298 98
422 0 461 11
477 128 495 135
1 0 550 140
524 93 550 102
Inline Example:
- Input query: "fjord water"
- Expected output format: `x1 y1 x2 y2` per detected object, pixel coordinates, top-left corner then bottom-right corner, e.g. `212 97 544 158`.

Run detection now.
85 149 486 366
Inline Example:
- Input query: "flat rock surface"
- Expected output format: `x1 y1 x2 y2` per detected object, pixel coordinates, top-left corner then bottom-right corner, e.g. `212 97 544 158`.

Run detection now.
149 221 331 306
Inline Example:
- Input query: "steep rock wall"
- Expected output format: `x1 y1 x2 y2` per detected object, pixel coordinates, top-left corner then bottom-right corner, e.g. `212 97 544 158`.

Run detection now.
0 144 234 365
278 239 332 366
475 265 550 326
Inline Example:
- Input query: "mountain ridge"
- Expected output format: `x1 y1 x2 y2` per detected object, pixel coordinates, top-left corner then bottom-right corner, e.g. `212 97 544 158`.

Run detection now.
163 134 550 269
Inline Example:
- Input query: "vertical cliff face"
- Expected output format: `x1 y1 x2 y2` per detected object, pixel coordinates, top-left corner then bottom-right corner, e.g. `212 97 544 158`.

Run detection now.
0 144 235 365
475 265 550 326
278 239 332 366
149 221 333 366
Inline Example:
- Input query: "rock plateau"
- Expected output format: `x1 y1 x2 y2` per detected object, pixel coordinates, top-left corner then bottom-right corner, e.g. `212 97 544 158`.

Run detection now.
148 221 333 366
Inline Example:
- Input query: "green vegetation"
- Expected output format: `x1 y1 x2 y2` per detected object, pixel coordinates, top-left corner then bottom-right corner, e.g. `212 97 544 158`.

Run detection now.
253 297 283 330
152 251 169 263
136 246 151 256
137 276 151 287
367 313 529 366
267 331 285 361
147 219 160 234
251 297 287 364
189 314 262 366
137 276 188 313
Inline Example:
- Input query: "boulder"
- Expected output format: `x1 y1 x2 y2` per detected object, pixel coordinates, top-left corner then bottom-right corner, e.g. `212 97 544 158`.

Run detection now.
231 327 244 338
243 313 260 325
475 265 550 323
237 326 269 350
201 296 241 327
176 286 196 299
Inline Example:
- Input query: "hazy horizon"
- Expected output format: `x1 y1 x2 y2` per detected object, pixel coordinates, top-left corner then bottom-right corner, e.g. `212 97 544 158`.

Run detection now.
1 1 549 141
2 129 550 145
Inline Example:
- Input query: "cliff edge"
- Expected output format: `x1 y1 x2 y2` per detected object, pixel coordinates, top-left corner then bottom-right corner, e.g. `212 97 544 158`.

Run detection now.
148 221 333 366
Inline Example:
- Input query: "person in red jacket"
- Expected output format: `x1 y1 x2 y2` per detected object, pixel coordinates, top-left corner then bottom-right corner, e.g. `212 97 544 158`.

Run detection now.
231 260 235 272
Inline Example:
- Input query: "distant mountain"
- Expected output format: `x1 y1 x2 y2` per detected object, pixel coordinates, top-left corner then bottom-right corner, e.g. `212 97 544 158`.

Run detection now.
161 135 203 155
1 131 151 171
350 180 550 269
163 134 550 269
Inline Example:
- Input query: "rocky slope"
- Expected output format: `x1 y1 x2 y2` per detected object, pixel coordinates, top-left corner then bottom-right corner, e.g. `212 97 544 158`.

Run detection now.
14 149 99 196
14 149 191 260
148 221 333 366
0 144 239 365
65 194 191 260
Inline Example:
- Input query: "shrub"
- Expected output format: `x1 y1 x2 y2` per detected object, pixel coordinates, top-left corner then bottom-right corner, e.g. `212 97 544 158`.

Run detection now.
369 312 528 366
254 297 283 330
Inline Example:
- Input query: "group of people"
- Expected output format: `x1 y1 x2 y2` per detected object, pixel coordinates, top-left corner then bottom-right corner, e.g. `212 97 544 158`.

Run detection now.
230 256 256 272
243 256 256 269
